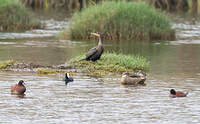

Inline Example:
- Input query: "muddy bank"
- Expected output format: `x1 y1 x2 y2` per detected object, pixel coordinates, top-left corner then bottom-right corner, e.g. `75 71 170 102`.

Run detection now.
0 60 72 73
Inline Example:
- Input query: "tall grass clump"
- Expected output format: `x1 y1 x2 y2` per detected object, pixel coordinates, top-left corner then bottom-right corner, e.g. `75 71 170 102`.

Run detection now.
68 1 175 41
68 52 149 75
0 0 40 31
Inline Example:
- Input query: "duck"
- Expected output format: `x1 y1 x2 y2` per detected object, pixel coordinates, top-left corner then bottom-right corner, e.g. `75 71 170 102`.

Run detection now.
169 89 188 98
63 73 73 85
120 71 146 85
86 32 104 61
11 80 26 95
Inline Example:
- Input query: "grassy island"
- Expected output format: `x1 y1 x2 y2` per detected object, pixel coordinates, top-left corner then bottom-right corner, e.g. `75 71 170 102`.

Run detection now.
0 0 40 31
65 1 175 41
68 52 149 75
0 53 149 76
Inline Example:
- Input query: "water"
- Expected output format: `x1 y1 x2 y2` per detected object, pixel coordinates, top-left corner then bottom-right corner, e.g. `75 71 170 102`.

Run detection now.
0 14 200 123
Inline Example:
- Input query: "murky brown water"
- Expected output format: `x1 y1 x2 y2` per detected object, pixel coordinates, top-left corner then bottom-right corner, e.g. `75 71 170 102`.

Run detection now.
0 13 200 123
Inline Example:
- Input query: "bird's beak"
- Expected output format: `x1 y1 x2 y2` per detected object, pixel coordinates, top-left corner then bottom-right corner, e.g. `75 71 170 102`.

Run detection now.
91 33 100 37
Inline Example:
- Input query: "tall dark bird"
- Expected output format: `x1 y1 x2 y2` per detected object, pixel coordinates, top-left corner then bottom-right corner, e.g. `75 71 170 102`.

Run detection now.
63 73 74 85
11 80 26 95
86 32 104 61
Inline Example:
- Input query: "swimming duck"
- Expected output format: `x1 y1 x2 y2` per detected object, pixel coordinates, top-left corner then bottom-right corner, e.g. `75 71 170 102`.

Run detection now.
120 71 146 85
11 80 26 95
63 73 73 84
169 89 188 98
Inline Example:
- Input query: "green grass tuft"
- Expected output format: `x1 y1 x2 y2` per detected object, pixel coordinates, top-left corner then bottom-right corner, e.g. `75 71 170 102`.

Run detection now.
69 52 149 75
0 0 41 31
0 60 15 69
36 68 57 74
66 1 175 41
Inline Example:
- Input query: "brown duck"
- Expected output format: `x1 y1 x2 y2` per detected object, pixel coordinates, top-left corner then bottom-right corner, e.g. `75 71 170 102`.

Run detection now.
120 72 146 85
11 80 26 95
169 89 188 98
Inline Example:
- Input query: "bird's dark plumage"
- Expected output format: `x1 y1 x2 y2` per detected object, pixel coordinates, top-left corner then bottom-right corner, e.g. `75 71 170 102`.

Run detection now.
86 32 104 61
63 73 73 84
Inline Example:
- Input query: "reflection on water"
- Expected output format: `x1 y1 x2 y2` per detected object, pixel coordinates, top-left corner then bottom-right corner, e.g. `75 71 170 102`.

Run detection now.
0 15 200 123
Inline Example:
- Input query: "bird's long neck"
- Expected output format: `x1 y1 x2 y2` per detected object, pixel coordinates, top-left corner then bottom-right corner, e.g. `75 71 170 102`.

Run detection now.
97 37 103 48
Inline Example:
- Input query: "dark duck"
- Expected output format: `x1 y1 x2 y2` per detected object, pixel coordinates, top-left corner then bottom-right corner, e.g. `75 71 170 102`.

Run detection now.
169 89 188 98
63 73 73 84
86 32 104 61
11 80 26 95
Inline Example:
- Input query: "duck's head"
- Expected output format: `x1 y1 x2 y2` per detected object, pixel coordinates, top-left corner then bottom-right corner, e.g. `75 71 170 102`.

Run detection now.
122 72 129 78
170 89 176 95
18 80 25 85
136 71 146 79
65 73 73 84
65 73 70 79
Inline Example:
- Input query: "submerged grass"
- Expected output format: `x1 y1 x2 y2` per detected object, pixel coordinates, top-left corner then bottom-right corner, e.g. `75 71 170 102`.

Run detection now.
0 0 40 31
67 1 175 41
0 60 15 69
69 52 149 75
0 60 69 75
36 68 57 74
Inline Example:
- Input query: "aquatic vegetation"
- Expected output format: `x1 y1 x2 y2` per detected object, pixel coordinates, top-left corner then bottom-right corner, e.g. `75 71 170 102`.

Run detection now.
150 0 189 12
36 68 57 74
0 60 15 69
21 0 99 10
69 52 149 75
22 0 83 11
67 1 175 41
0 54 149 76
0 60 71 75
0 0 40 31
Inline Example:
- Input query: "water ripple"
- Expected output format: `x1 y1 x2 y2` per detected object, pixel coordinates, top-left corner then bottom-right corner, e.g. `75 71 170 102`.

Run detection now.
0 72 200 123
